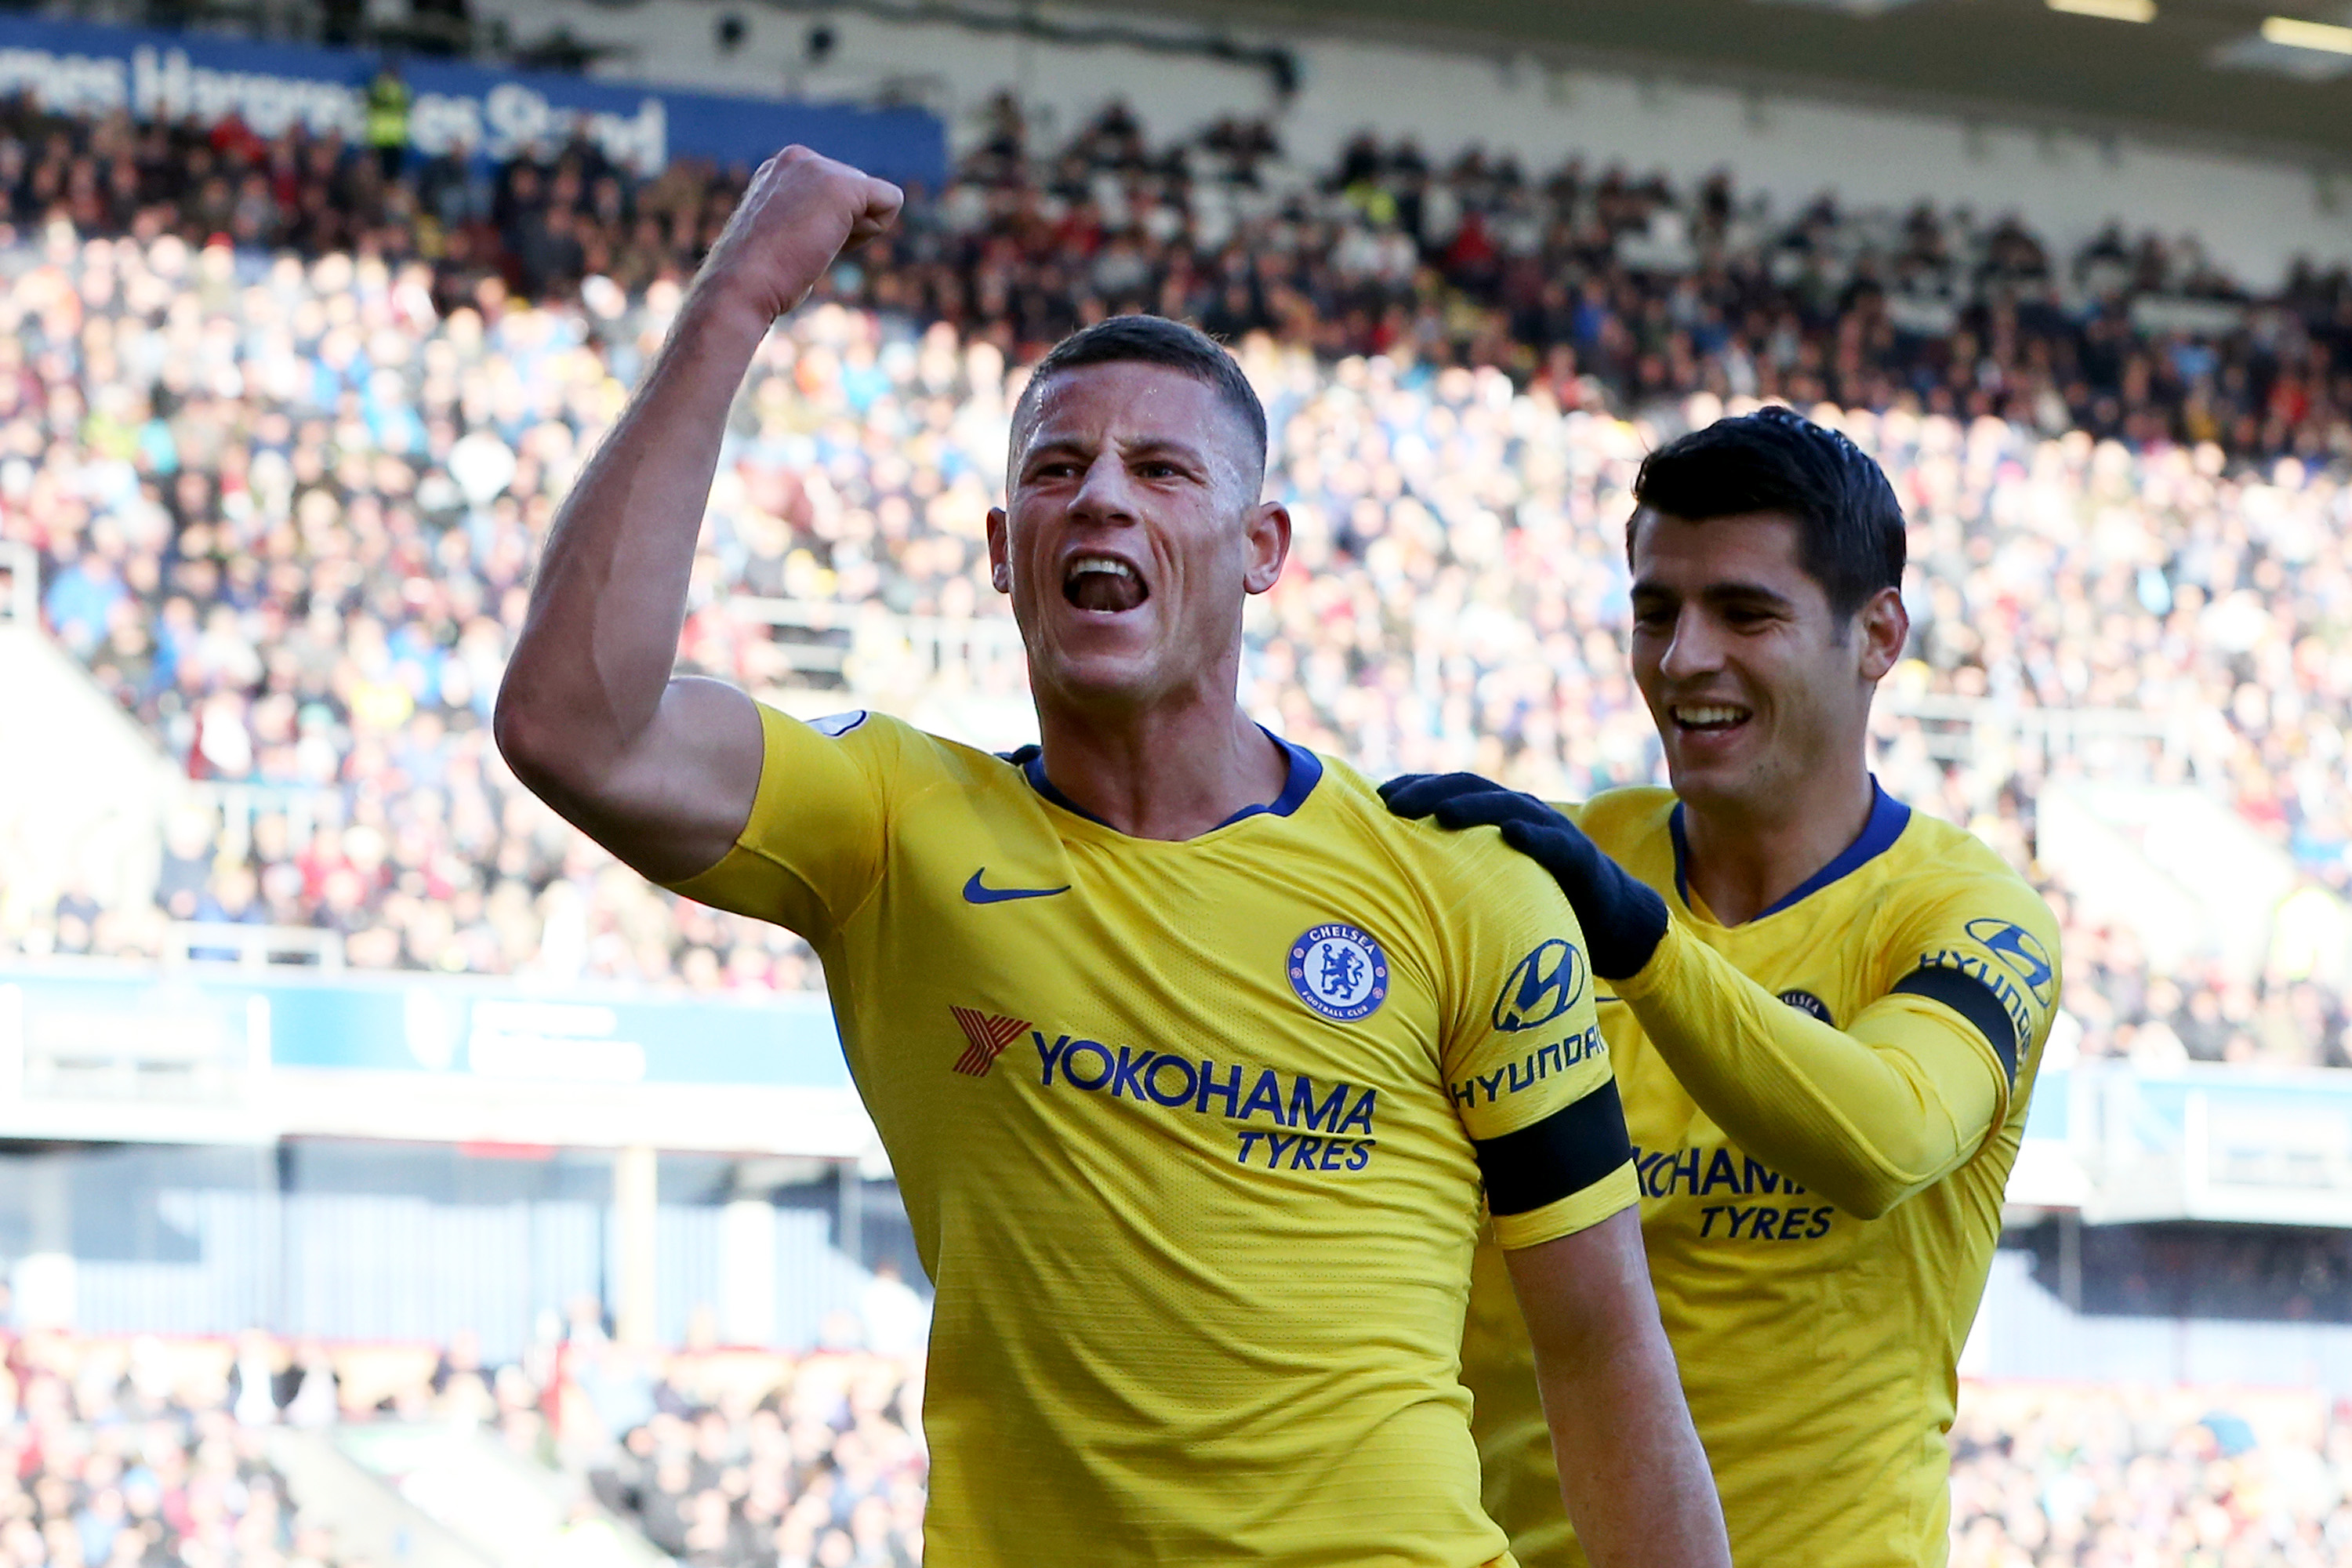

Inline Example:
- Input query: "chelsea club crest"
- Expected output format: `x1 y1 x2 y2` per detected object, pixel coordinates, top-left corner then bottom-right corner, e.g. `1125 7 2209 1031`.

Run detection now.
1289 923 1389 1022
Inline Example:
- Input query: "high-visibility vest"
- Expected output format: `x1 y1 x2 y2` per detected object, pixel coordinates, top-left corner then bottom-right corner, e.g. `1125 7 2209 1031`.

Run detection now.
365 74 411 149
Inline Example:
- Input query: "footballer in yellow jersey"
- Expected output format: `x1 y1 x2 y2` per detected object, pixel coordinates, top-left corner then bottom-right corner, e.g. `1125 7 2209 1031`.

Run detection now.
1389 405 2060 1568
671 702 1640 1565
1452 787 2058 1568
496 148 1726 1568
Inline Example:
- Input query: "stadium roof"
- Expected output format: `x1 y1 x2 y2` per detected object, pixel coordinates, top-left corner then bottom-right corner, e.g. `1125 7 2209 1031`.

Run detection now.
1121 0 2352 167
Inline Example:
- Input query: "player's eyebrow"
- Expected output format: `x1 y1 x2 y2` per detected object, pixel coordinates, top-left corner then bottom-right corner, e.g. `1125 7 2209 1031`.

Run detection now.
1014 434 1097 470
1022 433 1214 477
1630 578 1800 612
1698 579 1800 614
1120 437 1215 474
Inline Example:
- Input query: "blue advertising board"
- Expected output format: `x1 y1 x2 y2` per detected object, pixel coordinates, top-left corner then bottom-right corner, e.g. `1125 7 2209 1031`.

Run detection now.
0 964 851 1090
0 17 944 182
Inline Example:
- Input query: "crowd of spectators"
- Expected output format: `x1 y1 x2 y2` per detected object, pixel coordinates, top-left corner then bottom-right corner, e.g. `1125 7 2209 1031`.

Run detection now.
0 1319 927 1568
0 1330 354 1568
18 1320 2352 1568
6 91 2352 1062
577 1345 923 1568
0 228 824 986
920 98 2352 464
9 87 2352 459
0 85 730 305
1947 1382 2352 1567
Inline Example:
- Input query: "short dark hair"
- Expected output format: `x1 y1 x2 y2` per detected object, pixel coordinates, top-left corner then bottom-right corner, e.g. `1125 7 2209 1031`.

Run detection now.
1011 315 1269 485
1630 406 1905 620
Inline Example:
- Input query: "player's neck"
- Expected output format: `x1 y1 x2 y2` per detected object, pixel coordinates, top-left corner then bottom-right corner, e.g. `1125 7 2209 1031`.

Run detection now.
1679 758 1876 927
1033 694 1290 841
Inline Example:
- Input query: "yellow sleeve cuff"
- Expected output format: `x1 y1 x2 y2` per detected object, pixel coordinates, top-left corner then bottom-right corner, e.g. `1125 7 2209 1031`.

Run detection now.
1491 1160 1639 1250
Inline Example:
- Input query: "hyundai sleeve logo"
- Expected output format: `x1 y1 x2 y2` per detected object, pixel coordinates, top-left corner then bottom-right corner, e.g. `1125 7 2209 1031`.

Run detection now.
1492 939 1588 1032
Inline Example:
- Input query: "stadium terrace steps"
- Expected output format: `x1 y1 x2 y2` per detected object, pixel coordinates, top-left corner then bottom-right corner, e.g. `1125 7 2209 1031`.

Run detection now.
267 1428 496 1568
2038 782 2333 985
0 621 179 931
332 1421 670 1568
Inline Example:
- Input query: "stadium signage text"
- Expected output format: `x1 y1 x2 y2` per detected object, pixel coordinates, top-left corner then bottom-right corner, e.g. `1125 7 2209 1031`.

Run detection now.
0 18 945 180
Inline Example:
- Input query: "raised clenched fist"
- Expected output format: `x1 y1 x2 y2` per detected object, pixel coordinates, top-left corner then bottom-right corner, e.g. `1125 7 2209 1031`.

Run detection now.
696 145 904 323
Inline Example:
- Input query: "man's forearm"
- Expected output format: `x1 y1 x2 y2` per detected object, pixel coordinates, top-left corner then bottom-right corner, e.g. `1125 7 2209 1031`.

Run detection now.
1508 1216 1729 1568
1616 921 2004 1218
1548 1331 1722 1568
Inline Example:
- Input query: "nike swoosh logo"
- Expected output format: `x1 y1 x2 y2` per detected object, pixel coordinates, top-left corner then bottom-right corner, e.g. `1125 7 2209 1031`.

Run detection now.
963 869 1071 905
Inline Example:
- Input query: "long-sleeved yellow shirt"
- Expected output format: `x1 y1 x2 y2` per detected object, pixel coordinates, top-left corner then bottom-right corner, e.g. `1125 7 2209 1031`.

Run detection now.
1464 783 2060 1568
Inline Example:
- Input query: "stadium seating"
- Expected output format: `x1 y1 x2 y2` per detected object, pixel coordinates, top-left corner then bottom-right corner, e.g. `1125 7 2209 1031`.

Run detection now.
4 1327 925 1568
11 1323 2352 1568
0 1331 356 1568
3 91 2352 1069
1947 1382 2352 1567
7 92 2343 456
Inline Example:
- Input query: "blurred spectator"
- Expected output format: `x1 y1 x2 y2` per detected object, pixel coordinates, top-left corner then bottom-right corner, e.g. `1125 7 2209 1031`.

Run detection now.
1948 1382 2352 1566
0 1330 358 1568
362 68 410 187
24 1321 2352 1566
582 1350 926 1568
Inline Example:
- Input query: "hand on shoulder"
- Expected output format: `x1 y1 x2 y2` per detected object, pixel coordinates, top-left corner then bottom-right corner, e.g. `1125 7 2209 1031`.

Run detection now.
1382 772 1668 980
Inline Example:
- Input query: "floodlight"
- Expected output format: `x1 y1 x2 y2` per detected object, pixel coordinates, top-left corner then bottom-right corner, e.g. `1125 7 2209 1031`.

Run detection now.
2048 0 2155 20
2260 15 2352 53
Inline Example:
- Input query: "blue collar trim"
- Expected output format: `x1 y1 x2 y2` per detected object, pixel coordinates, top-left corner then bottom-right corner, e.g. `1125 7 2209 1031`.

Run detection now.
1670 779 1912 924
1009 729 1322 833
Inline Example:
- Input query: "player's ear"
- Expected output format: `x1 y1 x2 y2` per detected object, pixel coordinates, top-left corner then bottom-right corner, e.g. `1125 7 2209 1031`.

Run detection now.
1243 501 1290 596
1856 585 1907 683
986 506 1012 595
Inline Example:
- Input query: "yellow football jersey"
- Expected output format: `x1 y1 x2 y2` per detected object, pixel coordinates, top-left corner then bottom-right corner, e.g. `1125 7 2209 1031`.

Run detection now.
1465 784 2060 1568
673 704 1640 1567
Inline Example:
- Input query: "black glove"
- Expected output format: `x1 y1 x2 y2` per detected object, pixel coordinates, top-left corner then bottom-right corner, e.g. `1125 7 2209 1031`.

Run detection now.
1380 772 1669 981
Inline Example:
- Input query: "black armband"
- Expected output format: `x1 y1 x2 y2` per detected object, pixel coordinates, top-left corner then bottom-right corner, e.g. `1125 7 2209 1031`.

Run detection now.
1890 965 2021 1080
1474 1082 1635 1216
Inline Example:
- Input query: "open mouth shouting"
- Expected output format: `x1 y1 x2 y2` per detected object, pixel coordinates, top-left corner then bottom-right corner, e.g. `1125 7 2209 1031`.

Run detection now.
1062 553 1150 615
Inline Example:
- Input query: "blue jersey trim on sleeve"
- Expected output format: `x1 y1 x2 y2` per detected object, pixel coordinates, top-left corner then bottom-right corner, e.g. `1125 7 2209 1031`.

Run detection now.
1670 779 1913 924
1014 729 1323 832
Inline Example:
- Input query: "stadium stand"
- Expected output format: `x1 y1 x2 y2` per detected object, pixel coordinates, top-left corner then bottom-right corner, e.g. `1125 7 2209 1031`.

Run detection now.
16 1321 2352 1568
575 1346 924 1568
3 93 2351 1070
0 1331 358 1568
3 90 2348 455
11 13 2352 1561
2 1326 926 1568
1946 1382 2352 1566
